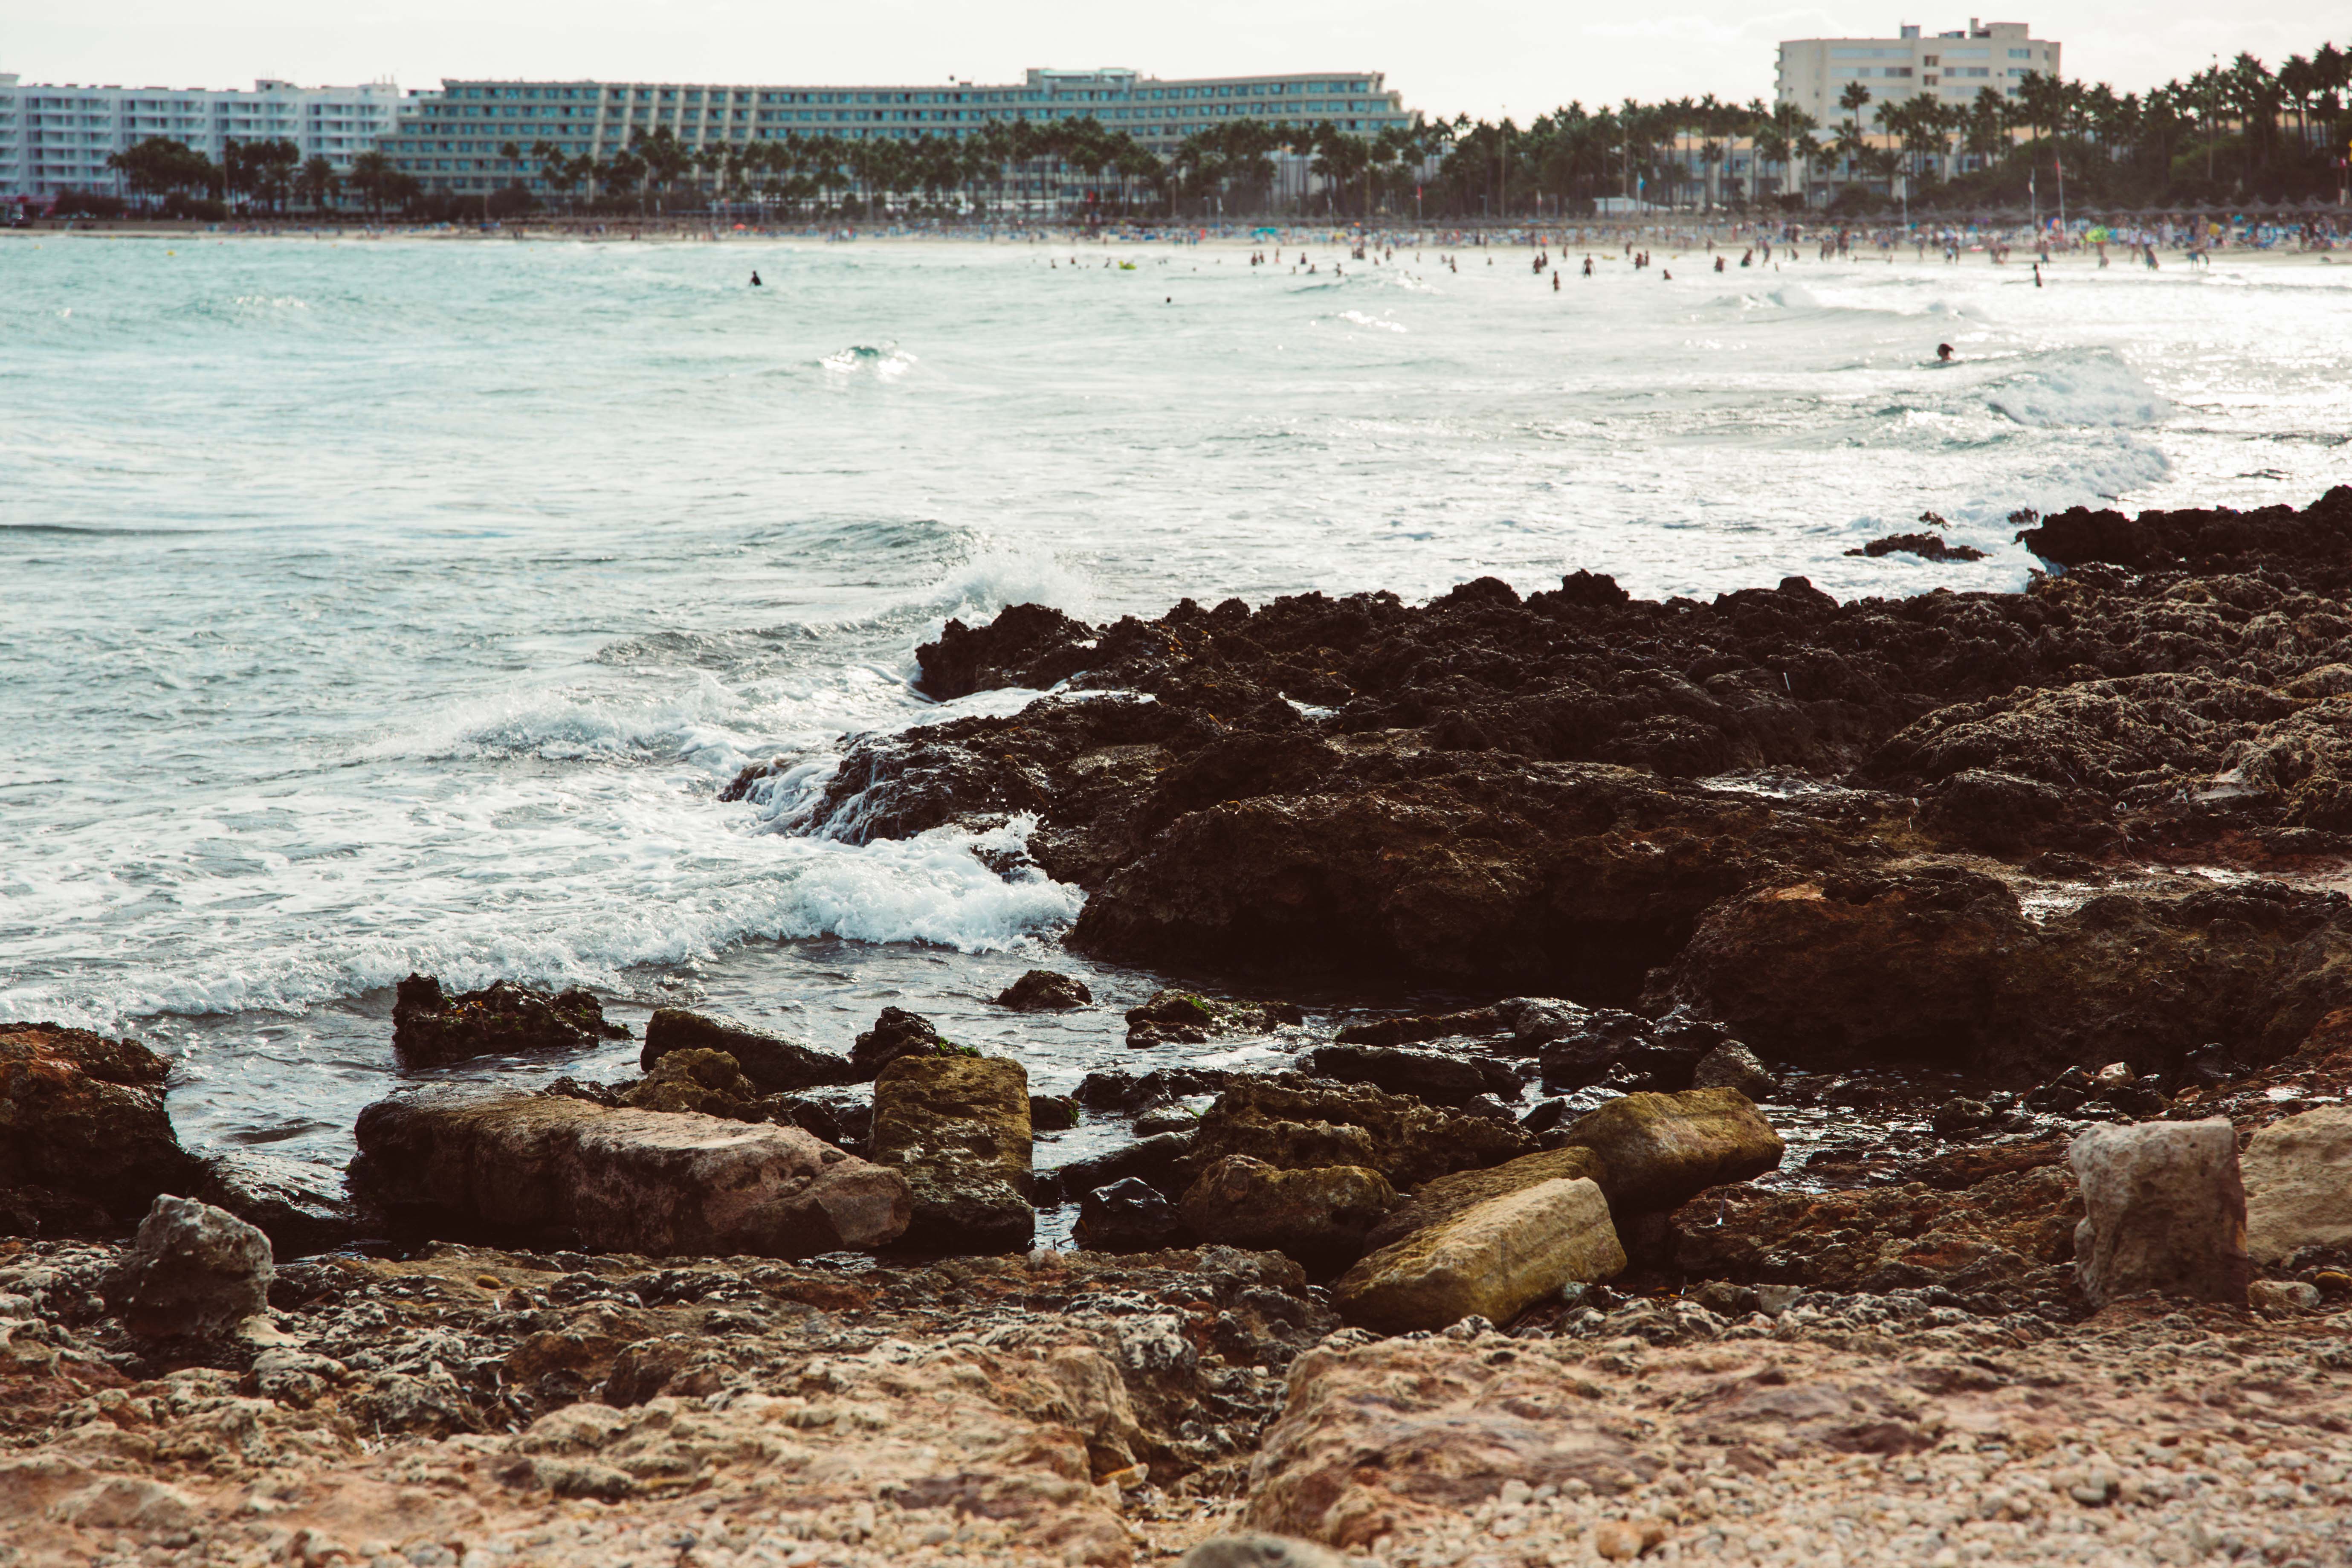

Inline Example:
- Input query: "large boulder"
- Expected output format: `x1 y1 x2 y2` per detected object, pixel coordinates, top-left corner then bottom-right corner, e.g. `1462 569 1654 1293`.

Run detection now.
869 1054 1034 1253
1553 1088 1783 1213
2070 1119 2249 1309
1330 1178 1624 1333
1177 1156 1396 1271
1358 1145 1608 1254
848 1007 967 1079
618 1049 766 1119
106 1194 273 1340
391 975 627 1068
995 970 1095 1011
2240 1106 2352 1264
1072 1178 1185 1253
1292 1044 1520 1107
640 1009 855 1093
0 1023 199 1235
350 1090 909 1257
1187 1076 1532 1191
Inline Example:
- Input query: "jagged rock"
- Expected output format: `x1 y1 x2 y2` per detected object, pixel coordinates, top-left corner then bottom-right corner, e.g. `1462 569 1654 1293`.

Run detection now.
869 1055 1034 1254
1293 1044 1521 1107
639 1009 854 1093
1335 1009 1503 1047
1034 1132 1194 1209
1360 1145 1609 1254
1845 527 1986 563
1555 1088 1784 1214
995 970 1094 1011
0 1022 198 1235
1072 1178 1185 1253
1073 1066 1230 1113
350 1089 909 1257
619 1049 766 1120
1691 1041 1776 1100
1124 990 1303 1049
1663 1165 2081 1296
107 1195 272 1339
2241 1107 2352 1264
1133 1101 1197 1137
1331 1177 1624 1333
770 1090 872 1155
2070 1119 2249 1309
848 1007 971 1079
391 974 627 1068
1029 1094 1080 1132
191 1150 361 1257
1187 1076 1532 1190
1537 1007 1730 1093
1177 1157 1396 1270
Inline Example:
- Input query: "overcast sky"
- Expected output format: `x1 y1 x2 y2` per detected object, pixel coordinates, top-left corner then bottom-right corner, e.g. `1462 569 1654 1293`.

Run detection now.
1 1 2336 120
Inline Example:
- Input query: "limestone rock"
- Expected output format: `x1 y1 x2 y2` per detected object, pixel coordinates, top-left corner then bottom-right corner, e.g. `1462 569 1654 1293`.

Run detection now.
350 1089 909 1257
2070 1119 2249 1308
1178 1157 1396 1270
1360 1145 1608 1253
640 1008 854 1093
869 1054 1034 1253
0 1022 199 1235
1180 1535 1347 1568
1692 1041 1776 1100
1073 1178 1185 1253
1293 1043 1520 1107
849 1006 969 1078
618 1048 765 1119
107 1194 272 1339
391 974 627 1068
996 969 1095 1010
1556 1087 1784 1213
1188 1075 1532 1190
2241 1105 2352 1264
191 1149 361 1257
1331 1177 1625 1333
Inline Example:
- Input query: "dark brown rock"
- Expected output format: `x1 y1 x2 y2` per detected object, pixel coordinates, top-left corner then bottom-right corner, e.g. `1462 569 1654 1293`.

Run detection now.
1177 1156 1396 1270
639 1009 854 1093
995 970 1095 1011
1293 1044 1521 1107
1186 1076 1532 1191
391 975 626 1068
0 1023 198 1235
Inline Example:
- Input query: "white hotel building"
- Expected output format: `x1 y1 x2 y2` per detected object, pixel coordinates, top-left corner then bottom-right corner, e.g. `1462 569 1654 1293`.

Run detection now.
1776 19 2061 123
382 66 1415 201
0 73 403 203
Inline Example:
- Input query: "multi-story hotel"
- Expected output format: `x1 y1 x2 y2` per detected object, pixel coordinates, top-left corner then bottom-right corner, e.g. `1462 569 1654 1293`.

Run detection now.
1776 19 2061 124
0 73 403 202
382 66 1416 200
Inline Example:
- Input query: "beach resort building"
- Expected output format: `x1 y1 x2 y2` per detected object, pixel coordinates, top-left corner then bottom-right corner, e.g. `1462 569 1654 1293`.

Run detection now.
0 72 403 202
379 66 1416 209
1776 20 2061 123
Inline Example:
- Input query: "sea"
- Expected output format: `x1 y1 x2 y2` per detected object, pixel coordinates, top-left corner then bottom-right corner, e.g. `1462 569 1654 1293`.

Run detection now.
4 231 2349 1211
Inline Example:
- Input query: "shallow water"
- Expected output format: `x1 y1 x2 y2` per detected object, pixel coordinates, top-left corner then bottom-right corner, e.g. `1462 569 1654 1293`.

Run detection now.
3 232 2349 1199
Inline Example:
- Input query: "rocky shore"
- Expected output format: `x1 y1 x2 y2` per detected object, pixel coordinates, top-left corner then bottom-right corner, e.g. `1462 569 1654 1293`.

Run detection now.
6 491 2352 1566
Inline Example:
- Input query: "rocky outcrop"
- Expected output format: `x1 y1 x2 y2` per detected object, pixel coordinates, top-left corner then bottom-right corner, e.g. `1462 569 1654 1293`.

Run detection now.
349 1090 909 1257
1034 1132 1195 1209
1072 1178 1184 1253
1292 1044 1520 1107
1124 991 1303 1049
639 1008 855 1093
391 975 627 1068
1330 1177 1625 1333
1187 1077 1532 1191
996 970 1095 1011
105 1195 272 1339
869 1055 1034 1253
1555 1089 1784 1213
849 1006 970 1079
1176 1157 1396 1271
2070 1120 2249 1309
0 1022 199 1236
1845 526 1985 563
1359 1145 1609 1254
617 1048 767 1119
2242 1106 2352 1264
1691 1041 1776 1099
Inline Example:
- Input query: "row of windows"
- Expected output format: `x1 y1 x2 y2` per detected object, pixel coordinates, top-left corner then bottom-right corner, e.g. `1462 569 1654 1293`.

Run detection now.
447 79 1376 104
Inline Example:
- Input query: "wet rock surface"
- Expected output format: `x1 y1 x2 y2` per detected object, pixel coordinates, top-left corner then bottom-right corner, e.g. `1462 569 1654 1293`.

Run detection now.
0 1023 200 1237
997 969 1096 1011
391 974 629 1068
638 1007 856 1093
869 1054 1035 1254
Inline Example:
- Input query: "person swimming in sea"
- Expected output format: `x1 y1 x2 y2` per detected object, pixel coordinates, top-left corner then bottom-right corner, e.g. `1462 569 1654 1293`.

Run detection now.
750 271 761 287
1937 343 1955 362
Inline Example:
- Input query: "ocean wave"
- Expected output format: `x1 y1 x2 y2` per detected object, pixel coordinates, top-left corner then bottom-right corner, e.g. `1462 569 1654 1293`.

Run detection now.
821 343 916 380
1985 351 2169 429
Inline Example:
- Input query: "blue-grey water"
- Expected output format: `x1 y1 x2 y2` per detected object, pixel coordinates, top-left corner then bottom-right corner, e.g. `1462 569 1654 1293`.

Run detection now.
3 232 2348 1202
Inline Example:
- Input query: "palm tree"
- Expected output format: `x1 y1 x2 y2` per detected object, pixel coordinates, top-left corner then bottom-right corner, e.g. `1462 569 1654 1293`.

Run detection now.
294 155 339 213
1834 82 1874 189
347 149 395 219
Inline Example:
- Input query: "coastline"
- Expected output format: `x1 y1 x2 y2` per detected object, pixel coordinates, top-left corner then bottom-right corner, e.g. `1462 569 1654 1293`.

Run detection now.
8 489 2352 1564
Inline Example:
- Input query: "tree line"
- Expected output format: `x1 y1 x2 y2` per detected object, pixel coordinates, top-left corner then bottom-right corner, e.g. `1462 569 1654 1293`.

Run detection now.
70 38 2352 223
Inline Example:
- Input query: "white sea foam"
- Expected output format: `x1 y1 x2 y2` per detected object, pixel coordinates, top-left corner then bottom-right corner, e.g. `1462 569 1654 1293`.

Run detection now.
1986 351 2170 429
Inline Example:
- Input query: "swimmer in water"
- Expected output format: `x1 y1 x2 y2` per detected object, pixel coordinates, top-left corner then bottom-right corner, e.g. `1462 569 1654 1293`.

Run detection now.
1937 343 1954 362
750 271 762 286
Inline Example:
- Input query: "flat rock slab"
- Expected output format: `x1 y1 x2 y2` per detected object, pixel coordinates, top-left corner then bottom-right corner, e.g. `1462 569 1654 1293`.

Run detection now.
1360 1145 1607 1253
871 1054 1034 1253
1331 1176 1624 1334
2240 1104 2352 1264
351 1090 908 1258
640 1008 856 1094
1556 1087 1784 1213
